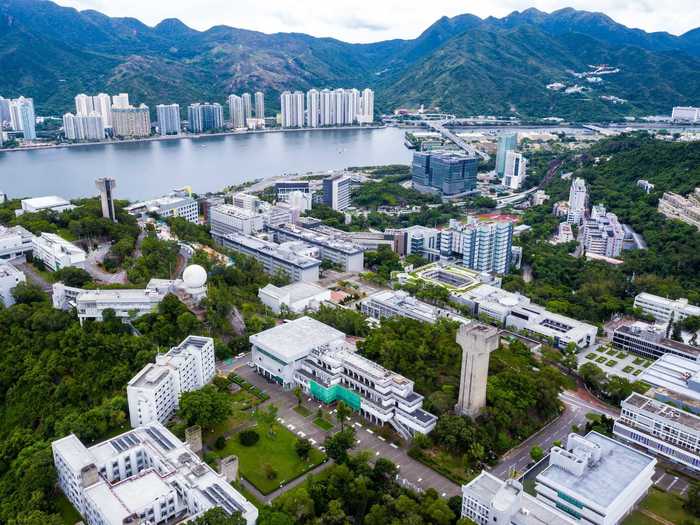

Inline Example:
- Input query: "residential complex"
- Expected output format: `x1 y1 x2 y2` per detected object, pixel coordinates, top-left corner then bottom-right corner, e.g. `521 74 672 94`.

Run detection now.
112 104 151 138
0 225 35 260
534 432 655 525
612 321 700 361
657 188 700 230
8 96 36 140
63 113 105 141
155 104 181 135
187 103 224 133
228 94 245 129
258 281 331 314
503 150 528 190
127 336 215 427
441 218 514 274
672 106 700 122
633 292 700 324
32 232 86 271
614 392 700 473
322 172 353 211
0 262 26 307
411 150 479 196
126 191 199 223
495 132 517 177
250 316 437 437
52 423 257 525
209 204 265 236
360 290 469 325
282 88 374 128
268 223 364 271
566 177 588 225
254 91 265 119
461 472 576 525
582 205 624 257
280 91 305 128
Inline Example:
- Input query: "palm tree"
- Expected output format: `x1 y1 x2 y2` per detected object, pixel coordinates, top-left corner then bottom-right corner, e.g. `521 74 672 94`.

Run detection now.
336 400 350 432
293 385 303 407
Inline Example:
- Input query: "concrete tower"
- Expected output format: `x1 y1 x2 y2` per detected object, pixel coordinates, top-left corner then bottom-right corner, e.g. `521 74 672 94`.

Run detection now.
95 177 117 222
455 323 500 417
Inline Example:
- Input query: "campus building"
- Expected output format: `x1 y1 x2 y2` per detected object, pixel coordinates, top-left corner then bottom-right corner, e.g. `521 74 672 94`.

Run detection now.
440 218 514 274
52 423 257 525
638 354 700 414
566 178 588 225
0 225 35 260
535 432 656 525
250 316 437 437
19 195 75 215
495 132 518 178
583 205 625 257
612 321 700 361
0 262 26 307
657 189 700 231
258 281 331 314
268 223 364 272
322 172 353 211
411 151 479 196
275 180 311 201
633 292 700 325
127 336 216 427
360 290 469 325
503 151 528 190
32 232 87 271
388 225 442 260
614 392 700 473
214 232 321 282
126 191 199 223
209 204 265 236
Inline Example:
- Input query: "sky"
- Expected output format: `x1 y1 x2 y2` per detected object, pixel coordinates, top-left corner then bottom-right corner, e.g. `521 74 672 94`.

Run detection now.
54 0 700 43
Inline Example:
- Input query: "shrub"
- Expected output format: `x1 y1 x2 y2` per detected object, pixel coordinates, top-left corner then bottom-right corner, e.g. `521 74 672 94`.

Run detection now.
295 438 312 460
263 463 277 480
239 429 260 446
215 436 226 450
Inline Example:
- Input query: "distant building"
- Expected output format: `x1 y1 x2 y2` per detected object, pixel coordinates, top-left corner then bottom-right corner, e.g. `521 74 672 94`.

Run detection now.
503 150 528 190
441 218 514 274
0 225 35 261
227 95 245 129
258 281 331 314
280 91 305 128
535 432 655 525
322 172 353 210
95 177 117 222
612 321 700 362
155 104 181 135
188 102 224 133
127 335 215 427
306 89 320 127
32 233 86 271
495 132 517 177
0 262 26 307
637 179 655 193
52 423 257 525
556 222 575 243
9 96 36 140
360 88 374 123
566 177 588 225
582 205 624 257
126 191 199 223
112 104 151 138
388 225 441 260
658 188 700 230
254 91 265 119
633 292 700 325
241 93 252 124
412 151 479 196
275 180 311 201
92 93 112 129
672 106 700 122
532 189 549 206
19 195 75 215
209 204 265 236
361 290 469 325
63 113 105 141
111 92 130 109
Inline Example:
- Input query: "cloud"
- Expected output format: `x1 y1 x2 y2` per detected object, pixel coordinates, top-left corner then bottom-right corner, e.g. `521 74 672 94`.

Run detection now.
332 16 391 32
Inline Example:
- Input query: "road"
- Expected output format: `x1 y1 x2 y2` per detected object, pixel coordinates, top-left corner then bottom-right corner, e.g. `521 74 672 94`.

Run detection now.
14 261 52 292
84 243 127 284
219 357 462 501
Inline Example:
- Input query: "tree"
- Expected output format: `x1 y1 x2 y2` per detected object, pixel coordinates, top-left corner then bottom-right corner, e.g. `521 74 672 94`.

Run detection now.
191 507 246 525
259 404 279 437
11 283 47 305
336 400 351 432
263 463 278 480
215 436 226 450
579 362 607 393
293 385 303 407
685 482 700 517
239 429 260 446
52 266 93 287
295 438 312 460
530 446 544 462
324 428 356 464
178 385 233 430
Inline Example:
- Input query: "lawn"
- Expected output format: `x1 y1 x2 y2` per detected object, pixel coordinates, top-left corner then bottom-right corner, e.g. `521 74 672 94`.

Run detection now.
633 357 645 365
622 512 664 525
314 417 334 431
217 416 325 495
206 389 261 446
606 348 617 356
596 356 608 364
617 352 628 359
623 365 635 373
585 352 598 360
640 487 697 524
294 405 311 417
633 369 642 376
56 494 82 525
605 360 618 367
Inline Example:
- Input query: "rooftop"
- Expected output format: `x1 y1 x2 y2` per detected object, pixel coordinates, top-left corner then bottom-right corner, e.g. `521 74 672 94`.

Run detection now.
640 354 700 401
84 482 131 525
113 471 172 511
624 392 700 432
615 323 700 358
260 282 327 303
21 195 71 209
270 224 363 255
0 262 23 279
222 232 321 269
250 316 345 363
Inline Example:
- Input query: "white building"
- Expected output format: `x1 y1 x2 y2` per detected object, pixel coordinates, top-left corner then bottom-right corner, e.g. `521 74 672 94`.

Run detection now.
389 225 442 260
126 192 199 223
637 180 655 194
441 218 514 274
127 335 215 427
322 172 353 211
583 205 624 257
9 96 36 140
227 94 245 129
52 423 257 525
461 472 576 525
280 91 304 128
63 112 105 141
535 432 656 525
251 316 437 437
112 104 151 138
307 89 320 127
455 284 597 348
19 195 75 215
241 93 252 124
112 93 130 109
556 222 575 243
361 290 469 325
633 292 700 324
638 354 700 413
155 104 181 135
258 281 331 314
672 106 700 122
32 232 86 271
92 93 113 129
0 262 26 307
209 204 265 236
0 225 35 261
567 177 588 225
360 88 374 123
254 91 265 119
615 392 700 473
75 93 95 116
503 150 528 190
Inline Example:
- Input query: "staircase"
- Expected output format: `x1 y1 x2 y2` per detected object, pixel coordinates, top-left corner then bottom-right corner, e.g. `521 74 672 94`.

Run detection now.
389 418 412 441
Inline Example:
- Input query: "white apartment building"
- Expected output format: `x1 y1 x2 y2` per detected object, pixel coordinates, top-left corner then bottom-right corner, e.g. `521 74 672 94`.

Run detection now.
361 290 469 325
462 472 576 525
672 106 700 122
92 93 112 129
322 172 353 211
227 94 245 129
20 195 75 214
112 104 151 138
535 432 656 525
455 284 597 348
0 262 26 307
280 91 305 128
633 292 700 324
9 96 36 140
503 150 528 190
63 113 105 141
75 93 95 116
658 189 700 230
127 336 215 427
307 89 320 127
258 281 331 314
615 392 700 473
155 104 181 135
441 218 514 274
126 192 199 223
32 232 86 271
254 91 265 119
209 204 264 236
0 225 35 260
52 423 257 525
567 177 588 225
583 205 624 257
251 316 437 437
241 93 252 124
112 93 130 109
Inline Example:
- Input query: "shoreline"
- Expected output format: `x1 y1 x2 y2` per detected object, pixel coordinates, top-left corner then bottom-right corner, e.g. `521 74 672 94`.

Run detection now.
0 124 387 154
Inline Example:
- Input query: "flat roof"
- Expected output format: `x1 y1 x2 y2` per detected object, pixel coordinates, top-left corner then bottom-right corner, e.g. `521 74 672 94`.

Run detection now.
616 324 700 357
537 432 655 508
624 392 700 431
260 282 327 303
52 434 92 472
112 471 172 511
250 316 345 363
22 195 71 209
640 354 700 401
84 482 131 525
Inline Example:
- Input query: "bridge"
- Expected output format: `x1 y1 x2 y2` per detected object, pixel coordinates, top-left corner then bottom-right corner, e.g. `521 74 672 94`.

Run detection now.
422 119 491 161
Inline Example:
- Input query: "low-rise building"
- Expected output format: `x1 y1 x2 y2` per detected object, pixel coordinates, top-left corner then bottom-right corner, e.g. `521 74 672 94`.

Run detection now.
456 284 597 348
32 232 86 271
18 195 75 215
633 292 700 324
388 225 441 260
268 223 364 272
258 282 331 314
535 432 656 525
52 423 257 525
361 290 469 325
638 354 700 413
250 316 437 436
214 232 321 282
0 225 35 261
127 336 215 427
637 180 655 194
556 222 575 243
672 106 700 123
126 192 199 223
612 321 700 361
0 262 26 306
614 392 700 473
658 189 700 230
209 204 265 236
461 472 576 525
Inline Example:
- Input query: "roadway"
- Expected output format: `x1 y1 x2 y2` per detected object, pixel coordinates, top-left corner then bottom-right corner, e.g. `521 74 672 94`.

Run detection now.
84 243 128 284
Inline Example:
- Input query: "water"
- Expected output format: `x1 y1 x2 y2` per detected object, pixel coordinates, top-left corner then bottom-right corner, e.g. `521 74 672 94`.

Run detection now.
0 127 412 200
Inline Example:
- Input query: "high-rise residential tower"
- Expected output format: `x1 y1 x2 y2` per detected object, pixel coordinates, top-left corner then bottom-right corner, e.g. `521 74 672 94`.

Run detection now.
0 96 11 124
254 91 265 119
306 89 320 127
74 93 94 116
360 88 374 123
112 104 151 138
63 113 104 141
9 97 36 140
95 177 117 222
280 91 305 128
503 151 528 190
188 103 224 133
241 93 252 124
455 323 500 417
155 104 181 135
111 93 130 109
567 177 588 224
92 93 113 129
228 95 245 129
495 133 517 177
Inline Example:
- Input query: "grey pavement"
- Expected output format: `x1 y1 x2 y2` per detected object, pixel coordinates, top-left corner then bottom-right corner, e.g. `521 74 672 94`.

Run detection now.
84 243 127 284
14 261 52 291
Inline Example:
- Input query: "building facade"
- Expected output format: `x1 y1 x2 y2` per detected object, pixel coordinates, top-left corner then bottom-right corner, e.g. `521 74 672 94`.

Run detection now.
155 104 181 135
412 151 479 196
9 96 36 140
0 225 35 261
112 105 151 138
583 205 624 257
126 192 199 223
0 262 26 307
254 91 265 119
227 95 245 129
322 172 353 211
658 189 700 230
361 290 469 325
32 232 86 271
188 103 224 133
441 218 514 274
633 292 700 324
612 322 700 361
63 113 105 141
258 282 331 314
495 133 517 177
209 204 265 236
567 177 588 225
503 150 528 190
280 91 305 128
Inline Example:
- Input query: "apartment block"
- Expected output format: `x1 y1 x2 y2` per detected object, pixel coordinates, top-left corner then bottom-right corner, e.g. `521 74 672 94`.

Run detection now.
583 205 624 257
441 218 514 274
32 232 86 271
112 104 151 138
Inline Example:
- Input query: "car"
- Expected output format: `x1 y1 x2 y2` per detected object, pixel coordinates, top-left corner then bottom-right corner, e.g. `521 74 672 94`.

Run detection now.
246 361 255 368
236 352 247 359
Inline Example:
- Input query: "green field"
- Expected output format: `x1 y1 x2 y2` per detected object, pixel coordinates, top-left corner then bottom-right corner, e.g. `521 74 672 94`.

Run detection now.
205 389 261 446
314 417 334 431
294 405 311 417
623 365 635 373
596 356 608 363
217 416 325 495
623 487 698 525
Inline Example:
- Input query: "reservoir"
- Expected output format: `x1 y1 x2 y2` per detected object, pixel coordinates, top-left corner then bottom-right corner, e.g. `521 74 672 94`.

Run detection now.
0 127 412 200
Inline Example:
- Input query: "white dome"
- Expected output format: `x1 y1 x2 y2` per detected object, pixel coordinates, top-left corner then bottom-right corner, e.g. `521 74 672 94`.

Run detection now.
183 264 207 288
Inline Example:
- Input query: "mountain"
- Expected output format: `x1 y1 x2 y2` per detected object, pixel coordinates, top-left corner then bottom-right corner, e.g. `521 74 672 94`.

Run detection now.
1 0 699 120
